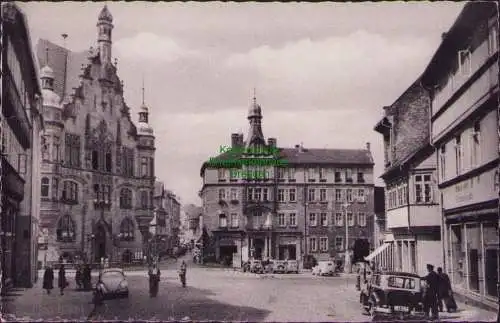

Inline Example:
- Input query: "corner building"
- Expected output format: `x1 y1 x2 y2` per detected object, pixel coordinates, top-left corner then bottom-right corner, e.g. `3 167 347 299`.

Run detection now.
200 97 375 268
421 2 499 309
36 5 156 265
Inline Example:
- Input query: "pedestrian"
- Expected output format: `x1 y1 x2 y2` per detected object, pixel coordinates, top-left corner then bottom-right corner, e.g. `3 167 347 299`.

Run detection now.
83 263 92 290
421 264 439 320
42 265 54 294
75 265 82 290
178 260 187 287
437 267 457 313
148 264 160 297
58 264 68 295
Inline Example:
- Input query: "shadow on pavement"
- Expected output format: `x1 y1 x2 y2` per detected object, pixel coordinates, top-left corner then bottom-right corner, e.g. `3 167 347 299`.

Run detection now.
89 281 271 321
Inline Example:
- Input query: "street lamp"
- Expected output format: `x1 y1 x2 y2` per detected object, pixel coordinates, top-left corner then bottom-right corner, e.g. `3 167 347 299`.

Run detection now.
149 210 158 265
342 198 358 273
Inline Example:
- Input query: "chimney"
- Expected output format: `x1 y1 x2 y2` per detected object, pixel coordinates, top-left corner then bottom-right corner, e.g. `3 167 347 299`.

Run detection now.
268 137 277 147
296 143 304 153
231 133 239 148
366 142 371 151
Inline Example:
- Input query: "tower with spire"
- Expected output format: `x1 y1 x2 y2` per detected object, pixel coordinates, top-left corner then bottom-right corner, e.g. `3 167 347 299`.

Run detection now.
136 78 156 184
245 90 267 154
97 4 113 64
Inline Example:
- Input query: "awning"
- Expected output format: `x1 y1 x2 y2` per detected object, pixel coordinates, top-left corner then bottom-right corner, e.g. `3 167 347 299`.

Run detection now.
364 243 391 261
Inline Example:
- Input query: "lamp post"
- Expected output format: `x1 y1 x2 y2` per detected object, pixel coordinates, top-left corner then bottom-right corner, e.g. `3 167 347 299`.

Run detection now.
342 198 358 274
149 210 158 265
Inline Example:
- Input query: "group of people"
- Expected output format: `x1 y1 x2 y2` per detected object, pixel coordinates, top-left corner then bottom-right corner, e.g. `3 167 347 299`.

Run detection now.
42 264 69 295
148 260 187 297
75 264 93 290
421 264 457 319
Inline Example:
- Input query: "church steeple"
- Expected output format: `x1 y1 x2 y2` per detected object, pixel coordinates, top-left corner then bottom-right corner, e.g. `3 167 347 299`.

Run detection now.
97 5 113 64
245 89 266 151
137 78 154 136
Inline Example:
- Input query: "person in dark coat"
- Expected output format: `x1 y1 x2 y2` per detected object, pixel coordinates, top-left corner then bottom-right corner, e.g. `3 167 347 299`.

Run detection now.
58 264 67 295
82 264 91 290
148 264 160 297
42 266 54 294
178 260 187 287
437 267 456 312
421 264 439 320
75 265 82 290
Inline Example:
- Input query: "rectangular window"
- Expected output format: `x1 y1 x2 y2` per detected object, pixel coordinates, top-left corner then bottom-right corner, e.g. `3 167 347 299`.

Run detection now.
288 213 297 227
334 171 342 183
308 168 316 182
335 237 343 251
335 189 342 202
229 168 237 180
471 121 481 167
319 237 328 252
218 168 226 181
320 213 328 226
230 188 237 200
358 212 366 227
455 135 462 175
345 169 353 182
263 188 269 201
141 157 148 177
278 213 286 227
254 188 262 201
320 189 327 202
308 188 315 202
335 213 343 226
458 49 472 76
230 213 239 228
357 172 365 183
309 237 317 252
309 213 317 226
288 188 296 202
488 16 499 55
424 174 432 203
440 145 446 182
218 188 226 200
347 212 354 226
415 175 423 203
357 189 365 202
247 188 254 201
319 168 326 181
278 189 285 202
277 167 285 179
346 188 353 202
287 168 295 181
219 215 227 228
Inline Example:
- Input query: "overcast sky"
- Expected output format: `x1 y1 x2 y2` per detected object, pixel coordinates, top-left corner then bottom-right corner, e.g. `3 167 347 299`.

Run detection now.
19 1 465 206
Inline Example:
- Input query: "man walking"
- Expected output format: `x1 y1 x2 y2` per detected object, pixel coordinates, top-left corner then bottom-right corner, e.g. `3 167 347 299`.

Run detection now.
58 264 68 295
437 267 456 312
421 264 439 320
178 260 187 287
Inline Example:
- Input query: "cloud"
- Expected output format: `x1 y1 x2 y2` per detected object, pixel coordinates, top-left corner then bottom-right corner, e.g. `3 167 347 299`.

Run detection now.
114 32 198 62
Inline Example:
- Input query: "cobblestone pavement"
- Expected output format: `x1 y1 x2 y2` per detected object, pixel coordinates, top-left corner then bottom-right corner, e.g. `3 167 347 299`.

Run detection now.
1 266 497 322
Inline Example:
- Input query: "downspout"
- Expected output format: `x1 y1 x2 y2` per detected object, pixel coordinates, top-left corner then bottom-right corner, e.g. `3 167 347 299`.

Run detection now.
304 167 307 266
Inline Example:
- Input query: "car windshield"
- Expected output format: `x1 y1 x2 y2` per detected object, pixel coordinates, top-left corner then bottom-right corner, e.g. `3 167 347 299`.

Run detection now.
102 271 124 279
387 276 417 289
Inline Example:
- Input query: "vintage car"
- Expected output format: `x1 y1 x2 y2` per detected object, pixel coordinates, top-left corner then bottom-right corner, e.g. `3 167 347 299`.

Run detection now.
360 271 423 317
94 268 129 302
248 259 264 273
272 260 287 273
312 261 336 276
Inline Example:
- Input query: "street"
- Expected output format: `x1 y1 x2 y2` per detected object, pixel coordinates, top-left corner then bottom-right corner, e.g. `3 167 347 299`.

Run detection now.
1 259 497 322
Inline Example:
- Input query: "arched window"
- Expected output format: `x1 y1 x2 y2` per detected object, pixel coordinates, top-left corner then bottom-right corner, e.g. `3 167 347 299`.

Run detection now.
56 214 76 242
41 177 50 197
120 188 132 209
120 218 135 241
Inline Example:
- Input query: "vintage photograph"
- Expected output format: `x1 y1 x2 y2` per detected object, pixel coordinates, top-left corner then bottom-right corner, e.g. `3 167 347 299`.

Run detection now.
0 1 498 321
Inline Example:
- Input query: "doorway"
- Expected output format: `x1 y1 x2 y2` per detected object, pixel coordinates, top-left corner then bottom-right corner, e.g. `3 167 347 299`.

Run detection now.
253 239 264 260
95 225 107 262
278 244 297 260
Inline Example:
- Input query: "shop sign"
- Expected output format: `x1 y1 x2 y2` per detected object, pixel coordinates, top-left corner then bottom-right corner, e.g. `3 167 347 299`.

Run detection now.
443 168 497 210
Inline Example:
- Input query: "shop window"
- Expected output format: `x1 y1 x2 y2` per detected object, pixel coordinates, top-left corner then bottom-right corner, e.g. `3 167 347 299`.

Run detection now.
483 222 499 298
449 224 466 290
466 223 482 293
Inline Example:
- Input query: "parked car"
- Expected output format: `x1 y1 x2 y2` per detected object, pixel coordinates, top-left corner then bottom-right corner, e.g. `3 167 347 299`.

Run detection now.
94 268 129 301
273 260 287 274
285 260 299 274
312 261 336 276
360 271 423 317
248 260 264 273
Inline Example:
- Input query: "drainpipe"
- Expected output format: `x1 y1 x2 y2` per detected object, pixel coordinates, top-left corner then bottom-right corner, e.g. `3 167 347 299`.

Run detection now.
304 169 307 267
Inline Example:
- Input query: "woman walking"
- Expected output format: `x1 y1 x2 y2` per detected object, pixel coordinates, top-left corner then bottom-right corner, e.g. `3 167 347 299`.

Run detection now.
148 264 160 297
42 265 54 294
178 260 187 288
58 264 68 295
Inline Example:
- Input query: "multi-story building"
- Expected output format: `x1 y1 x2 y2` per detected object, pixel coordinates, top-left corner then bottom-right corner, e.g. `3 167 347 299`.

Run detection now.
370 186 388 268
1 2 44 291
153 182 181 255
199 96 375 268
420 2 499 309
373 79 442 275
181 204 203 247
35 5 156 266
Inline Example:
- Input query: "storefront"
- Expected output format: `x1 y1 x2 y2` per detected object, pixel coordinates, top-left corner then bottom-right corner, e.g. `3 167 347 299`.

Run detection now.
443 167 499 308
